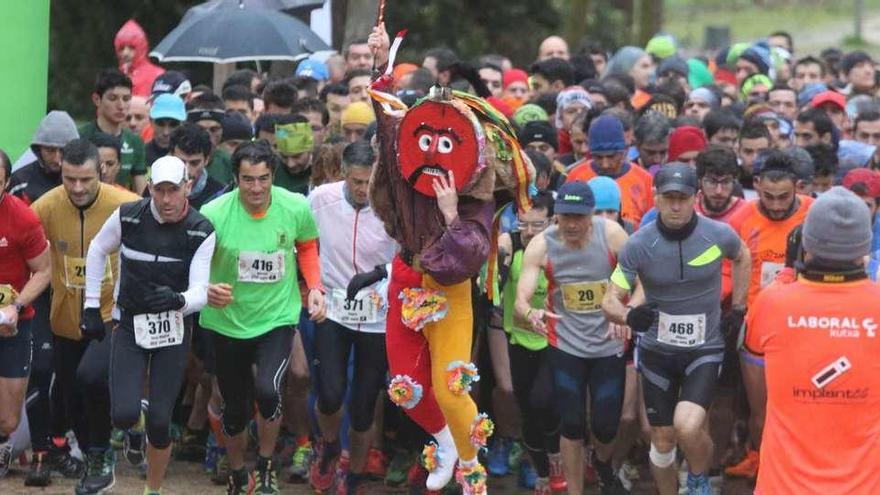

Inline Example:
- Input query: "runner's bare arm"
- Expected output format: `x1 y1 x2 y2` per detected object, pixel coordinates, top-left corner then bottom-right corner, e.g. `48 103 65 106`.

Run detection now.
515 233 558 334
18 245 51 309
730 239 751 309
604 217 629 256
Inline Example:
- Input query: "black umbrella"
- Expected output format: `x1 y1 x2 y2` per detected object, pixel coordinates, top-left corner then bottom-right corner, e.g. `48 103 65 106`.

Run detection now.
150 2 330 63
181 0 325 24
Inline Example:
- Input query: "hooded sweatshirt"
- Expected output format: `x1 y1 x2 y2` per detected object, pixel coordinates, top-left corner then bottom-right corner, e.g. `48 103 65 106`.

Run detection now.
8 111 79 204
114 19 164 97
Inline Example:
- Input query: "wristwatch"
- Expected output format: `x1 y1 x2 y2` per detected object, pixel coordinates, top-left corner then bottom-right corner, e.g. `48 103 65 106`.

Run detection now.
13 302 25 313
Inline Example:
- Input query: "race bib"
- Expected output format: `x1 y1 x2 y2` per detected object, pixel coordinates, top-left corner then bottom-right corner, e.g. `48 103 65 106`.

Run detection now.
760 261 785 288
237 251 285 283
63 256 112 290
0 284 18 306
133 311 185 349
657 312 706 347
560 281 606 313
327 289 380 324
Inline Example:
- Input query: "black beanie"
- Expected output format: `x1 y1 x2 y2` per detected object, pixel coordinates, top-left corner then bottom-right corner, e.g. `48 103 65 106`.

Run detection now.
517 120 558 151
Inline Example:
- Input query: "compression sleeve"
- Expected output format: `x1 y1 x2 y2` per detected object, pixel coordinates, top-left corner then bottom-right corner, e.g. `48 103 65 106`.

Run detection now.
180 232 216 316
295 238 324 292
85 209 122 309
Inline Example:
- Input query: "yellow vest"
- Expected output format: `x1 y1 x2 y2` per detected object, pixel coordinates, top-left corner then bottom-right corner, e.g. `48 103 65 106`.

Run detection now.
31 184 139 340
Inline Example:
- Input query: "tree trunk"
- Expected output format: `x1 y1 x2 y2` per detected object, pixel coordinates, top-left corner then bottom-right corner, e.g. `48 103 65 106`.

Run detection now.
564 0 591 52
637 0 663 46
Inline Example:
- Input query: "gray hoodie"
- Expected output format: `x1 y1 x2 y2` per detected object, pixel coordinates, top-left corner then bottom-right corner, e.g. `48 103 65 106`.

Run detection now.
30 110 79 153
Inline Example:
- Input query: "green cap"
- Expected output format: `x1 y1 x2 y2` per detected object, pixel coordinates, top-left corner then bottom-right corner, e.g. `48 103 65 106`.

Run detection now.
687 58 714 89
645 34 676 60
513 104 549 128
276 122 313 154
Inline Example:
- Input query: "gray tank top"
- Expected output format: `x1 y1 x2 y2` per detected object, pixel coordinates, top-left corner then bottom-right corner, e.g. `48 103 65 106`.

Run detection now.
545 217 622 359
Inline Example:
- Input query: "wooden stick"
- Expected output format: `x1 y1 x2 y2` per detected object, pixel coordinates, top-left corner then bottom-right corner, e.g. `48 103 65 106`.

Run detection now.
377 0 386 25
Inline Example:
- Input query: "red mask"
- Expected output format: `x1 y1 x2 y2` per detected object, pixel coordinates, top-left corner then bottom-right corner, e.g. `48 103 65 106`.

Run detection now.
397 100 480 197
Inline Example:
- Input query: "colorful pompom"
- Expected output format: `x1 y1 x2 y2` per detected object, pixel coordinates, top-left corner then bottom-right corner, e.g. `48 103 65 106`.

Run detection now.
469 413 495 449
446 361 480 396
420 442 440 472
387 375 423 410
456 462 487 495
399 288 449 331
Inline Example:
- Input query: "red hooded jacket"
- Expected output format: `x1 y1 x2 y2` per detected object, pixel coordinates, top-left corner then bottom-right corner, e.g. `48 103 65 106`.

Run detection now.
114 19 164 97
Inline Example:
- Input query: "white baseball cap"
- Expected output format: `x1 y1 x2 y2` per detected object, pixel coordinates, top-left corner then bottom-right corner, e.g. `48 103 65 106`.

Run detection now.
150 156 188 185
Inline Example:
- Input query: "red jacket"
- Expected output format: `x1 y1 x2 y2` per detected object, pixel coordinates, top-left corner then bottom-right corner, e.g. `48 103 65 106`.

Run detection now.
114 19 164 97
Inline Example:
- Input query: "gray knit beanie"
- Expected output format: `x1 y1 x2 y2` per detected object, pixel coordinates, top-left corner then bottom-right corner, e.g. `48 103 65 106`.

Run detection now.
802 186 873 261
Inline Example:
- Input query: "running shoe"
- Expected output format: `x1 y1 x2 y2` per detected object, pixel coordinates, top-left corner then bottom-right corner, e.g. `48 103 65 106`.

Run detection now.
548 452 567 492
109 428 125 450
123 429 146 467
288 441 311 482
0 438 12 478
75 448 115 495
486 436 511 476
518 458 538 489
48 442 86 478
24 451 52 487
533 477 552 495
253 458 280 495
365 447 388 478
507 440 523 470
309 441 339 492
226 468 255 495
211 449 230 485
384 448 414 487
686 472 712 495
175 426 207 462
723 448 759 479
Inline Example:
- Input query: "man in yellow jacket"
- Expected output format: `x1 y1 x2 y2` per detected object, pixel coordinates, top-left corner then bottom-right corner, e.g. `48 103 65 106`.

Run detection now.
30 139 138 494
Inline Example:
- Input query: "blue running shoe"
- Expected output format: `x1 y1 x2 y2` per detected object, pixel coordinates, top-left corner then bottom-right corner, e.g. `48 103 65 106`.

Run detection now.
686 472 711 495
518 459 537 489
487 437 511 477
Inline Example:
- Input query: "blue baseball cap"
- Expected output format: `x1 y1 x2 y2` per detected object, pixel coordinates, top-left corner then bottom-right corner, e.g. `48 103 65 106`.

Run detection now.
150 94 186 122
555 181 596 215
588 176 621 212
296 59 329 81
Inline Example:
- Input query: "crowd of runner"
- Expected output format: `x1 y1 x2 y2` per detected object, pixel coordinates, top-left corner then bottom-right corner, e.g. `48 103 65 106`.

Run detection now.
1 14 879 495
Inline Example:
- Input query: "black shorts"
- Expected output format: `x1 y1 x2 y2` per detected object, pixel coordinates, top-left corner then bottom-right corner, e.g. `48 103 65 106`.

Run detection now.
190 315 216 375
636 346 723 427
0 318 32 378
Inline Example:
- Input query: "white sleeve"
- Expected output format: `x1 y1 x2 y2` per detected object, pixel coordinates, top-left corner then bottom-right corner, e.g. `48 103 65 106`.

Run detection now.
180 232 216 316
84 209 122 309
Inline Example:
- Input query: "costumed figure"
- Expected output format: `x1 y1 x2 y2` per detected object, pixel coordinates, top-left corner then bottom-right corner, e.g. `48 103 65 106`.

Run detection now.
360 21 534 495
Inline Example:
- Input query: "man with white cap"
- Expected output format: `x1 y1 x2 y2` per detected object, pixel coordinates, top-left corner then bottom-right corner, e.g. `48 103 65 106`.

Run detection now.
83 156 215 495
743 186 880 494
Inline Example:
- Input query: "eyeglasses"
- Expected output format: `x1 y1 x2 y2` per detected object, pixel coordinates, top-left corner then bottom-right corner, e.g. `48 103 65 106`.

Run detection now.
516 220 550 230
701 177 736 188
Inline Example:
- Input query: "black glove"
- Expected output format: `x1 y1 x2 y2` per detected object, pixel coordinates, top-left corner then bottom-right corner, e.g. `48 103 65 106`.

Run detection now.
80 307 106 341
625 302 659 333
143 284 186 313
346 265 388 301
721 306 747 339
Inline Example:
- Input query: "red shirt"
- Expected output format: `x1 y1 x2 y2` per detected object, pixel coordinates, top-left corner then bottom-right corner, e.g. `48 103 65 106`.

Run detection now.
0 193 48 320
